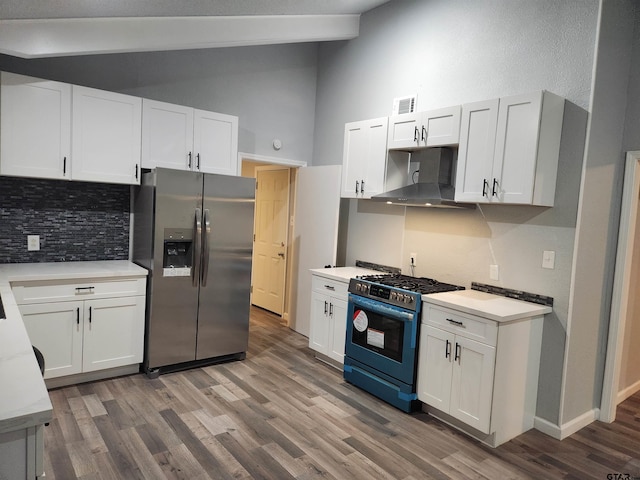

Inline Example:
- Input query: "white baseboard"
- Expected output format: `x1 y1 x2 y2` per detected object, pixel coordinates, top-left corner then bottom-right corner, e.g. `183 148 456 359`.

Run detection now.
616 379 640 405
534 408 599 440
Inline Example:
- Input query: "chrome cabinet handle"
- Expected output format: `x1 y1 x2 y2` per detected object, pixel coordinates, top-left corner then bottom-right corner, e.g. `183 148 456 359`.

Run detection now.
361 179 365 194
188 152 192 169
482 179 489 197
324 285 335 291
492 178 499 197
193 208 202 287
454 342 461 363
324 301 328 315
196 153 201 170
201 209 211 287
355 180 359 194
414 126 419 142
445 339 451 359
421 125 427 142
329 303 334 316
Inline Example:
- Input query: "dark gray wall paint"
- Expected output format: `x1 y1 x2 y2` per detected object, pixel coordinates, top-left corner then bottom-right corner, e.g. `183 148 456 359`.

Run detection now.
0 177 129 263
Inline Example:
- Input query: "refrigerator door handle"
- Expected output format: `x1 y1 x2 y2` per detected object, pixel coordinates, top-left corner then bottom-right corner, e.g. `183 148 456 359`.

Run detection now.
193 208 202 287
201 209 211 286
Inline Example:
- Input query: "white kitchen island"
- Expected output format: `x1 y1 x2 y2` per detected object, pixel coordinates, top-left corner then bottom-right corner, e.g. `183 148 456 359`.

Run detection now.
0 260 147 479
419 288 552 447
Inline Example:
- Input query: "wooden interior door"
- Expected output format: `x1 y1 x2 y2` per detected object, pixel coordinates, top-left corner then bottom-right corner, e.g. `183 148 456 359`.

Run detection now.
251 167 290 315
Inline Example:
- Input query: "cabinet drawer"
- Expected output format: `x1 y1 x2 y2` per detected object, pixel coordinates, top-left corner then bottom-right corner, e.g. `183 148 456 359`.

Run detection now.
12 277 146 305
311 275 348 300
423 305 497 346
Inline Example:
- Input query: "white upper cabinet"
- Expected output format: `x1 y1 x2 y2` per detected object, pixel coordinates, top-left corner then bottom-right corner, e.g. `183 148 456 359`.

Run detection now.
193 109 238 176
387 106 461 150
0 73 143 185
141 99 194 171
72 85 142 185
0 72 71 180
341 117 389 198
142 99 239 176
455 91 565 206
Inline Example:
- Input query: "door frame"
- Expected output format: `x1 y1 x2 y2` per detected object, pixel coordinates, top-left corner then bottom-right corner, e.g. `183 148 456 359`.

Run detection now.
601 150 640 422
239 152 307 325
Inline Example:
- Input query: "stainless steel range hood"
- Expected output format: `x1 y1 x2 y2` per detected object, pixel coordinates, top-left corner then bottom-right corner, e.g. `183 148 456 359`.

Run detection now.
371 147 474 208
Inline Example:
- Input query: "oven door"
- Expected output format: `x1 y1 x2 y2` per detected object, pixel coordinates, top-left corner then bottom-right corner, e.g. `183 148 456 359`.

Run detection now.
345 293 420 385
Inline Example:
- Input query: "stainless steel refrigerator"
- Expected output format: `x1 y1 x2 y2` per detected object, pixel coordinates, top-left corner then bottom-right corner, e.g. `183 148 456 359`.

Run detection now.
133 167 255 376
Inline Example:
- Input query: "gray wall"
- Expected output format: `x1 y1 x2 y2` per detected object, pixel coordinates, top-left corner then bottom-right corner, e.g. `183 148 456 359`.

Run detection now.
562 0 636 423
0 42 319 165
313 0 598 424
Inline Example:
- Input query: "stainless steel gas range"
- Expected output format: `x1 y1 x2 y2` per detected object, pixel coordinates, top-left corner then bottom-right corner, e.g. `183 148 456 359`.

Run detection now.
344 274 464 412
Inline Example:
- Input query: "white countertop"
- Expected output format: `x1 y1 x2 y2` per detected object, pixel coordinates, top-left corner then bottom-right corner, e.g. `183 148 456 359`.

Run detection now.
423 289 552 323
0 261 148 434
310 266 385 283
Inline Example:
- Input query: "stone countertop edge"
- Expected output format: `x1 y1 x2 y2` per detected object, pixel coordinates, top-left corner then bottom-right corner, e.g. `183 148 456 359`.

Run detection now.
309 266 384 283
0 261 148 434
422 289 553 323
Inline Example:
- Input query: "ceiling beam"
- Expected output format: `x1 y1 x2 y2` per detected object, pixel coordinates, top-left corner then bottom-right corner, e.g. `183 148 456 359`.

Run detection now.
0 15 360 58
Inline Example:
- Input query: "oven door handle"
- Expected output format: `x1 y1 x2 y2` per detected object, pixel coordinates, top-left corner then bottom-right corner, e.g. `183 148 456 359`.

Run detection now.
348 295 416 322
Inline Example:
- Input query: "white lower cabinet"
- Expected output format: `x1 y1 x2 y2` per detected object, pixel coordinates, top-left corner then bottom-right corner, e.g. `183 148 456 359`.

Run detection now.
309 275 348 365
15 276 146 383
0 425 44 480
417 303 542 447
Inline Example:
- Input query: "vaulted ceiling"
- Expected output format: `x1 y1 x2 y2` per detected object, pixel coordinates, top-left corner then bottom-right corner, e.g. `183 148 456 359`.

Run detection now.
0 0 391 58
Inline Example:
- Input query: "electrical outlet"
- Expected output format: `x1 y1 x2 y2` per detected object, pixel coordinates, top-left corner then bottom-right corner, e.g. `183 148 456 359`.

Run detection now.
410 252 417 267
27 235 40 251
489 264 499 280
542 250 556 269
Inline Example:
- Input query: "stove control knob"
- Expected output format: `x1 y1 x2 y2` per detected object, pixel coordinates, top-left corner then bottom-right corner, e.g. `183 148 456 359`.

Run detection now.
408 296 415 304
390 292 396 300
404 294 410 303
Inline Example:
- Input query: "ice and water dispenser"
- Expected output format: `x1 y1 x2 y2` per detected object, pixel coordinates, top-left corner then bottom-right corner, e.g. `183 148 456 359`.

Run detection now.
162 228 193 277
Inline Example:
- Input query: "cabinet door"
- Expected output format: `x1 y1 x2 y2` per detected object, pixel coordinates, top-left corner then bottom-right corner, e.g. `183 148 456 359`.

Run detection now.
387 112 422 150
193 109 238 176
82 296 145 373
417 325 454 412
20 301 84 379
71 86 142 184
141 99 194 171
0 72 71 180
328 297 348 364
449 335 496 433
423 106 461 147
454 99 499 203
309 291 330 355
491 92 542 204
341 117 388 198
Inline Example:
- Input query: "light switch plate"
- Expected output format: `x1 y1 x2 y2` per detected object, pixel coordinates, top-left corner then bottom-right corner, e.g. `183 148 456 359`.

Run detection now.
27 235 40 251
542 250 555 269
489 264 499 280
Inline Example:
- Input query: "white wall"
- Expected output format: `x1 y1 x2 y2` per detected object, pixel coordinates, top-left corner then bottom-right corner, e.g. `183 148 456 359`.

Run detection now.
0 43 319 164
314 0 598 424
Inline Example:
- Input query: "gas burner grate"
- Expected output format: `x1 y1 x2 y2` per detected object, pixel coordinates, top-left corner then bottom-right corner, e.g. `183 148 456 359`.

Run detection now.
356 274 464 295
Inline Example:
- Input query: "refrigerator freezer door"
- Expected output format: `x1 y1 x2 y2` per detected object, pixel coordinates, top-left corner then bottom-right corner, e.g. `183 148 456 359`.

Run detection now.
197 173 255 360
147 168 204 369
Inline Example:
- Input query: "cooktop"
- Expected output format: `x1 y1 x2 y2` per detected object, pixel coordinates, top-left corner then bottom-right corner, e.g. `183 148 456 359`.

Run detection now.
355 274 465 295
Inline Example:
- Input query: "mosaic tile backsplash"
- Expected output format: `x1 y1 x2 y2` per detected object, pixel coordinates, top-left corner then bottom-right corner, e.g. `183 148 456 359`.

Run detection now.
0 176 130 263
471 282 554 307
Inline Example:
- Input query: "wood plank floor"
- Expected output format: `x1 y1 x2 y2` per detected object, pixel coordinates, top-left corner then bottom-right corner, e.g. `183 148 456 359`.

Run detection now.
43 306 640 479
